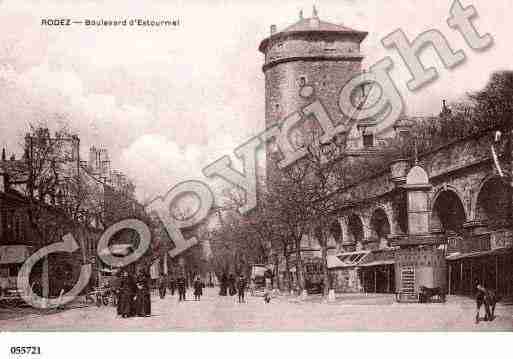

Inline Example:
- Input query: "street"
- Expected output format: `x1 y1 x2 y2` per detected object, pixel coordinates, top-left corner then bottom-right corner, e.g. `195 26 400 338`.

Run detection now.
1 288 512 331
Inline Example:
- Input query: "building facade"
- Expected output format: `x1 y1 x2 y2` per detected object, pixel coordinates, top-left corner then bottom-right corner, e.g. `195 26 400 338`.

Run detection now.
260 12 513 298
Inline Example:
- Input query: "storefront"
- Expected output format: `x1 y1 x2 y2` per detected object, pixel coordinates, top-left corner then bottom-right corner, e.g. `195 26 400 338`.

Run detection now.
446 247 513 296
358 249 395 293
328 251 369 293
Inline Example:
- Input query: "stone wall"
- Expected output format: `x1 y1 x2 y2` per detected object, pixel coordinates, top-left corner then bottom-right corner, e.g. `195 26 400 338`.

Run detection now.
265 59 362 127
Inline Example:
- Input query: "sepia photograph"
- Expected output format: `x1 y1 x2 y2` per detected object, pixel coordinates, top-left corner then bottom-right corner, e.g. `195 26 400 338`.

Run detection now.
0 0 512 356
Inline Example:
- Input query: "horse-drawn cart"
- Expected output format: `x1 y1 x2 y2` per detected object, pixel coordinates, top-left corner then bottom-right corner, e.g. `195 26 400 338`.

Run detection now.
395 286 446 303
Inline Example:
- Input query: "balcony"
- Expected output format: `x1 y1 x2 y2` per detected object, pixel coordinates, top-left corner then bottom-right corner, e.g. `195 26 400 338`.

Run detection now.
447 233 491 254
388 233 446 247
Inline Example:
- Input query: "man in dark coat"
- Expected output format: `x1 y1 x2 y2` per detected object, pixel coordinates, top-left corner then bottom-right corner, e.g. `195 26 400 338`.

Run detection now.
135 271 151 317
157 274 167 299
169 277 176 296
177 275 186 301
118 271 136 318
193 276 203 301
228 274 236 296
237 275 246 303
219 273 228 296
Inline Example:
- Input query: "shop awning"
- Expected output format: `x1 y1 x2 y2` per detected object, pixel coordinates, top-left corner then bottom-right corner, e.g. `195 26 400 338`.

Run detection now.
328 251 370 269
359 259 395 267
446 247 513 261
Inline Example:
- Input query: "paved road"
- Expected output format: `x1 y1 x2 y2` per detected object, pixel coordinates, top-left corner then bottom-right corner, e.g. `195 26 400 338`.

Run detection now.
1 288 512 331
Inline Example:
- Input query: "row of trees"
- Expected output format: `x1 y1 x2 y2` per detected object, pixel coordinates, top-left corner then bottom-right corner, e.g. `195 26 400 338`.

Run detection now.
205 71 513 296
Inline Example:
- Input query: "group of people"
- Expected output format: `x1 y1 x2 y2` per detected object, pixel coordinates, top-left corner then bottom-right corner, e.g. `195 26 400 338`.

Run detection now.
117 270 151 318
219 273 247 303
475 284 499 323
156 273 204 302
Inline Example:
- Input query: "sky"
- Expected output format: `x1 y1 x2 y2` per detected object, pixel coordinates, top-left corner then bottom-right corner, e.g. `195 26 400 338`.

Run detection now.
0 0 511 202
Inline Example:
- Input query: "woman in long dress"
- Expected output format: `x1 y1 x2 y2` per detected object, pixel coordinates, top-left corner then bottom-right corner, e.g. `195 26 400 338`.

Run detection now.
118 271 136 318
135 271 151 317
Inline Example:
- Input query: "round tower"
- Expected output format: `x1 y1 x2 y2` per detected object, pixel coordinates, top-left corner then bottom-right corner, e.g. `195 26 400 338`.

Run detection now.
259 8 368 129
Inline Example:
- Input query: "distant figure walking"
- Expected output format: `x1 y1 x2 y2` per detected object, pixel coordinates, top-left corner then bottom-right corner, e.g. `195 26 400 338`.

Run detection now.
228 274 236 296
169 277 176 296
237 275 246 303
193 277 203 301
177 275 186 301
158 274 167 299
219 273 228 296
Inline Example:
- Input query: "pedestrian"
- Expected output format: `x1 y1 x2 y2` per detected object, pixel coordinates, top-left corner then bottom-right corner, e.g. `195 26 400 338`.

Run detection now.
193 276 203 301
135 270 151 317
118 271 136 318
237 275 246 303
475 283 491 323
170 276 176 296
228 273 236 296
219 273 228 296
177 275 186 301
157 273 167 299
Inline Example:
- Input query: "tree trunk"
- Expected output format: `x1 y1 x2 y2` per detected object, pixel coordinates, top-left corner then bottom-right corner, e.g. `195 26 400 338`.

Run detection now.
295 237 305 292
321 233 329 297
283 245 291 291
274 256 280 290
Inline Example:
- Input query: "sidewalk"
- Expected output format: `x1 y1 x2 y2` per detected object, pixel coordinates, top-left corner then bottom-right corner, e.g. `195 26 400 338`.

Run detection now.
278 291 513 309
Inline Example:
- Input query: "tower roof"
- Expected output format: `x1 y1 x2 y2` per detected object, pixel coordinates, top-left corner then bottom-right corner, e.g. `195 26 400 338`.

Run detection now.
259 16 368 53
282 17 363 34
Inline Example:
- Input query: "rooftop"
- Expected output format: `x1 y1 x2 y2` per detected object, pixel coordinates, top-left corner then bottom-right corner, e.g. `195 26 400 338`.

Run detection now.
259 7 368 52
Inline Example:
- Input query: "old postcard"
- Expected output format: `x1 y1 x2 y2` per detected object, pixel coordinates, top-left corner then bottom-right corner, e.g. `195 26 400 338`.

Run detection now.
0 1 512 355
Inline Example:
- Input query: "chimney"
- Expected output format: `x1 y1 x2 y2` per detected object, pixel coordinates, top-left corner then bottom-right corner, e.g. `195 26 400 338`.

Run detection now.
270 24 277 35
299 9 303 20
310 5 320 27
1 148 5 161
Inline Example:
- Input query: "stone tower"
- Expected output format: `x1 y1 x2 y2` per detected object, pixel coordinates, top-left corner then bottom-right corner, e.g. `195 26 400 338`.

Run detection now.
259 8 368 129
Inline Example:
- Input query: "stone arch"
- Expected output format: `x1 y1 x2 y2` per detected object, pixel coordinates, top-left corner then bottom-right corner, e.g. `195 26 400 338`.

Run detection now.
431 186 467 234
347 213 364 250
370 207 391 248
473 176 512 230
